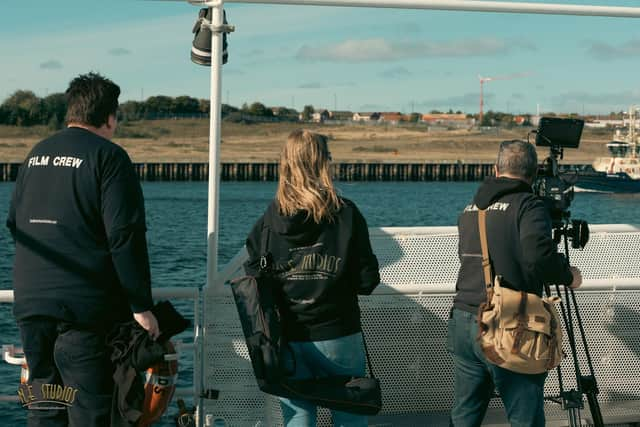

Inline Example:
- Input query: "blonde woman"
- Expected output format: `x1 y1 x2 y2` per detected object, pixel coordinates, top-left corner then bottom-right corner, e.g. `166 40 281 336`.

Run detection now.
244 129 380 426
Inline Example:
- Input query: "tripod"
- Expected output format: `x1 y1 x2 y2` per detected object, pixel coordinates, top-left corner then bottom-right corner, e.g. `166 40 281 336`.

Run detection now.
546 225 604 427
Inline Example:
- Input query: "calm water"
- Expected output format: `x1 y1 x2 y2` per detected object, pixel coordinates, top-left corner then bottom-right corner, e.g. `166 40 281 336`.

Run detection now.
0 181 639 424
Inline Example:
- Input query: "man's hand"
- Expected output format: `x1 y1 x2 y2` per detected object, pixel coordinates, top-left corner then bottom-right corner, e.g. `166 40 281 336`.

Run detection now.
133 310 160 340
569 266 582 289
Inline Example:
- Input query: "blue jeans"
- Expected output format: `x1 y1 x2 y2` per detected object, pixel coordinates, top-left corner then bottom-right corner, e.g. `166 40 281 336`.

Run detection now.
447 308 547 427
18 317 114 427
279 333 368 427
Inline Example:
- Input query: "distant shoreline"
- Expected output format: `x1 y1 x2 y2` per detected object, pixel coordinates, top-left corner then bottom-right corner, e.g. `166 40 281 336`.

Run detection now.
0 119 610 164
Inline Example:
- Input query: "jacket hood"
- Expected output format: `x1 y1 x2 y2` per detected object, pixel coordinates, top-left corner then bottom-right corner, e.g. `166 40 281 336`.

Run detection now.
473 177 532 209
264 201 324 243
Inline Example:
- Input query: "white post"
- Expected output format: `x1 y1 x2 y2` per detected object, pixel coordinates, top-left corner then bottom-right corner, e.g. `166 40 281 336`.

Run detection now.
206 1 224 288
226 0 640 18
199 3 225 426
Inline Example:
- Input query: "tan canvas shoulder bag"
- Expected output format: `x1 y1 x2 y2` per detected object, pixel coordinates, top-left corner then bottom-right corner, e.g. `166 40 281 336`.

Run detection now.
476 209 564 374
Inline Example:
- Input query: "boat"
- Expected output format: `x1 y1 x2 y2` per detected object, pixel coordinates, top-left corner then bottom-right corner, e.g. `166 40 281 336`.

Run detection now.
2 2 640 427
572 106 640 193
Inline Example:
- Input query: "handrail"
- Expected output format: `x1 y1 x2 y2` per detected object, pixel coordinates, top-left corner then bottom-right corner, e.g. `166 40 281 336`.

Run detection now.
374 278 640 295
224 0 640 18
0 286 199 304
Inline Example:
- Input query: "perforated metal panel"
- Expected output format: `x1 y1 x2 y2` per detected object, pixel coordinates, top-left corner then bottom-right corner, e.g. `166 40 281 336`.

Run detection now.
201 225 640 426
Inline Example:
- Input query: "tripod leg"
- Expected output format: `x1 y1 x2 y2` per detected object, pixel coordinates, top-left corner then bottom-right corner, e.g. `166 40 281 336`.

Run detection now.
567 407 582 427
581 376 604 427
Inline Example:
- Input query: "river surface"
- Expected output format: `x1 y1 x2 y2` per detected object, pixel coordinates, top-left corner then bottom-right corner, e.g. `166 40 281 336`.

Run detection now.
0 181 638 425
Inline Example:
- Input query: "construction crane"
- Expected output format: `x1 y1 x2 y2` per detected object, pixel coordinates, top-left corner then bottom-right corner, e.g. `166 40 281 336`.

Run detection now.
478 72 530 125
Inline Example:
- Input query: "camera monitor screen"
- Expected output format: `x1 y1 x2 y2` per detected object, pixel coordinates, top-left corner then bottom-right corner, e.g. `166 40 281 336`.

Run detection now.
536 117 584 148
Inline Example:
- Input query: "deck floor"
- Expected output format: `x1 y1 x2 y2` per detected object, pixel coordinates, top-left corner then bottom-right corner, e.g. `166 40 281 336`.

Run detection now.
370 400 640 426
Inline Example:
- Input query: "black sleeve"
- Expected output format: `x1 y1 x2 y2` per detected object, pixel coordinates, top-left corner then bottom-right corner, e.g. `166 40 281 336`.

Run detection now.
243 216 265 277
101 148 153 313
352 205 380 295
6 164 24 242
519 197 573 286
6 187 17 242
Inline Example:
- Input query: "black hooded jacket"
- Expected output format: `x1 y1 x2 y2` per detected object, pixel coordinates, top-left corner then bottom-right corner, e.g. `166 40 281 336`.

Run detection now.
454 176 573 313
244 198 380 342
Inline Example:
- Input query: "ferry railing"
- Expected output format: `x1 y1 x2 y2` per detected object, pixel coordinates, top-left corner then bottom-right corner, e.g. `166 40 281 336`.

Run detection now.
0 287 201 409
164 1 640 424
201 224 640 426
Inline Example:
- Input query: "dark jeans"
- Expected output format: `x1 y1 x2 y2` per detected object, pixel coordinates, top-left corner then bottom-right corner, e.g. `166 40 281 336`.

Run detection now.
447 308 547 427
18 317 114 427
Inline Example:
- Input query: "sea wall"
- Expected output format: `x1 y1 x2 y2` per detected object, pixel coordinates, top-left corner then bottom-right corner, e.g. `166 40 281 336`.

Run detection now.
0 162 586 182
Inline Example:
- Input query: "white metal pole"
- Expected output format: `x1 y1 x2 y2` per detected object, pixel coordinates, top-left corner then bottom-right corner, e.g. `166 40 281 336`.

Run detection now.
226 0 640 18
201 4 224 426
206 2 224 287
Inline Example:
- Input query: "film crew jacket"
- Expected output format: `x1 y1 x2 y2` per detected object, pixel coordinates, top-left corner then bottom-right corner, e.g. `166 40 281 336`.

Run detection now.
7 127 154 327
454 176 574 314
245 198 380 342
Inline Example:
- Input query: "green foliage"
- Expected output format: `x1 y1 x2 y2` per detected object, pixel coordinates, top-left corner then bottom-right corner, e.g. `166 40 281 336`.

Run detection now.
119 101 145 122
247 102 273 117
302 105 314 121
42 93 66 129
221 103 239 118
482 110 516 127
1 90 44 126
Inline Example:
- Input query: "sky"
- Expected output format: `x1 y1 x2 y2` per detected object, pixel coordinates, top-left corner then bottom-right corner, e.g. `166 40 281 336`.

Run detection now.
1 0 640 115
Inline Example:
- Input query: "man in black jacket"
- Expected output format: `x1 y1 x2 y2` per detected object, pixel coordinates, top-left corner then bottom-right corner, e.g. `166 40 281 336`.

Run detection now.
448 140 582 427
6 72 159 427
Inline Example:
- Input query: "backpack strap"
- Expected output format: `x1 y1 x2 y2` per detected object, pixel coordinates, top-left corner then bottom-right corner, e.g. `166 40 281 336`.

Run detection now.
477 209 494 302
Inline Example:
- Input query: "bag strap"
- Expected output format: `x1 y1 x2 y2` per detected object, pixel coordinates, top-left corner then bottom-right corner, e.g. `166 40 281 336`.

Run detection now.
361 329 376 379
478 210 531 355
477 209 494 302
259 225 272 273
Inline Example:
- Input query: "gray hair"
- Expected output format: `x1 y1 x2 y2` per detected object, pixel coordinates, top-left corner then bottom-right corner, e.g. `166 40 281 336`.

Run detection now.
496 140 538 181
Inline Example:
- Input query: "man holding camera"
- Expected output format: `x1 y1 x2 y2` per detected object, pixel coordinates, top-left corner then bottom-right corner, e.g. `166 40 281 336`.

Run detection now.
448 139 582 427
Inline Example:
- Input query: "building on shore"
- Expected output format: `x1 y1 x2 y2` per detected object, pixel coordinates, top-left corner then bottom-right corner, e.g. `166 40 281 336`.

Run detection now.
353 112 381 122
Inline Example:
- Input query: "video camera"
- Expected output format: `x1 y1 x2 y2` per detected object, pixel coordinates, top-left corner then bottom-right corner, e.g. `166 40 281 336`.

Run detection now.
532 117 589 249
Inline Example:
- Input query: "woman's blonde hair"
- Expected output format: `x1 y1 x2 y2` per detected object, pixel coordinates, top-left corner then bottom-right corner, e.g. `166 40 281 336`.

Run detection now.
276 129 342 223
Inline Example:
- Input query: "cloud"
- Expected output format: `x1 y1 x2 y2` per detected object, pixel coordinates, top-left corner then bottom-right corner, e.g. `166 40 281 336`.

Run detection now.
511 93 525 100
39 60 62 70
296 37 536 63
298 82 324 89
586 39 640 60
108 48 132 56
379 66 412 79
336 81 357 87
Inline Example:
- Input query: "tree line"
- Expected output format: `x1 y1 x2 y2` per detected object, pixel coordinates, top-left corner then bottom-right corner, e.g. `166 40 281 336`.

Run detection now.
1 89 628 129
0 90 301 128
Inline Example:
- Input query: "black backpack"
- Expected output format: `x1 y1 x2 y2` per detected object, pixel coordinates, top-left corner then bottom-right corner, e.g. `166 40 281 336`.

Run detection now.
229 225 382 415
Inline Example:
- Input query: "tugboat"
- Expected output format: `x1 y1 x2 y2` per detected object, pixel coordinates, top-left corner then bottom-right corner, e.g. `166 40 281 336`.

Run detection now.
572 106 640 193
